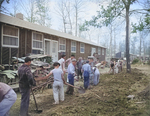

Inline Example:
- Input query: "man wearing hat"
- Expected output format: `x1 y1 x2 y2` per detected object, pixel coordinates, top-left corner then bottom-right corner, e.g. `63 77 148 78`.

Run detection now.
82 61 91 89
66 59 77 95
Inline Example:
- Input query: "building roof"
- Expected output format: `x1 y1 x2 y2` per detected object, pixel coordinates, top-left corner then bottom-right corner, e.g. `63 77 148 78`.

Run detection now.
0 13 106 48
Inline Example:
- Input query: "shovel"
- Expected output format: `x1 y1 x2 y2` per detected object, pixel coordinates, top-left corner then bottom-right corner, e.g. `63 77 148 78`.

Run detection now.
65 82 85 94
31 88 43 113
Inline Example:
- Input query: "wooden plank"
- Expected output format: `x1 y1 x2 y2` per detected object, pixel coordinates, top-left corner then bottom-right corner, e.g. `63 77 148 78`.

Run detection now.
9 83 19 89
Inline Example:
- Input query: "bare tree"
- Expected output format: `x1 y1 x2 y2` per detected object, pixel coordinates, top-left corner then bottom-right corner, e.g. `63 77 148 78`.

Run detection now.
19 0 37 23
10 0 18 16
74 0 85 36
64 1 73 34
36 0 51 27
55 0 68 33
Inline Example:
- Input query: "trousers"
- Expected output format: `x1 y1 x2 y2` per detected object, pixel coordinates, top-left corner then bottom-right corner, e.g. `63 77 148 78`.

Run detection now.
93 74 100 85
83 71 89 89
53 81 64 104
0 89 17 116
20 88 30 116
66 74 74 94
89 74 94 85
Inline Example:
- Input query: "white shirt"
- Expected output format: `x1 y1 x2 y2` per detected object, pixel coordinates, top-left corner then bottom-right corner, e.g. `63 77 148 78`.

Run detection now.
58 58 65 70
50 68 63 82
67 63 75 74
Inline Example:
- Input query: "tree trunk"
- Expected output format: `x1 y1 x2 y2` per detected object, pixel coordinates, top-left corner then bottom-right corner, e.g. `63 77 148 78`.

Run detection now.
139 32 142 58
63 18 66 33
125 7 131 73
143 40 145 61
109 24 112 58
75 8 77 36
114 29 116 57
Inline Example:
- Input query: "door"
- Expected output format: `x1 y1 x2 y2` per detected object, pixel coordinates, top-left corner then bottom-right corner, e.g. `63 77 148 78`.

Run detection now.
91 47 96 56
51 40 58 62
44 39 51 55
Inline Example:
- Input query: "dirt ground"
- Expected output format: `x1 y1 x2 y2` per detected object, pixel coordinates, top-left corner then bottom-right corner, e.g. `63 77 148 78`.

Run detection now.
9 65 150 116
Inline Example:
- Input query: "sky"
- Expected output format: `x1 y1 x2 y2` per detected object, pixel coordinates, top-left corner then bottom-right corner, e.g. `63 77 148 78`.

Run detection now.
1 0 150 55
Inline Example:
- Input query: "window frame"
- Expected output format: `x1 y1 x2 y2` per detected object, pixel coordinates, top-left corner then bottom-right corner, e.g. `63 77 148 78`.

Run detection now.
71 41 76 53
2 25 19 48
80 43 85 53
59 38 66 52
98 47 101 55
102 48 105 55
32 31 43 50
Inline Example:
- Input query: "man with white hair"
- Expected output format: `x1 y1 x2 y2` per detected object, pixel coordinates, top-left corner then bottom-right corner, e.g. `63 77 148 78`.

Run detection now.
114 60 120 74
93 66 100 85
88 56 95 86
66 59 77 95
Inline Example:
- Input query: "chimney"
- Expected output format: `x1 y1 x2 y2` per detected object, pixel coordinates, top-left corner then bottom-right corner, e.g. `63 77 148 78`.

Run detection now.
15 13 23 20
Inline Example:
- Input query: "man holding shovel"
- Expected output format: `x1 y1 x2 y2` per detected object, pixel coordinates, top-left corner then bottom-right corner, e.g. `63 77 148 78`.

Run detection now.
66 59 77 95
18 57 36 116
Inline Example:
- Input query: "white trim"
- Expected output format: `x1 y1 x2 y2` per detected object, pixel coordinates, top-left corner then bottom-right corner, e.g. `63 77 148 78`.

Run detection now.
91 47 96 56
71 41 76 53
98 47 101 55
80 43 85 53
102 48 104 55
59 38 66 52
44 38 51 55
32 31 43 50
2 25 19 48
51 40 58 62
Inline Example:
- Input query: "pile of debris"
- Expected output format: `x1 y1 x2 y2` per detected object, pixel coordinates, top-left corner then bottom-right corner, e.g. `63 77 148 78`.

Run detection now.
0 54 53 90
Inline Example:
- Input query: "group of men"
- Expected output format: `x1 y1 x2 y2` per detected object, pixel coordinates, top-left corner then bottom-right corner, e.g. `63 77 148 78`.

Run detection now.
109 60 123 74
0 55 100 116
48 54 100 104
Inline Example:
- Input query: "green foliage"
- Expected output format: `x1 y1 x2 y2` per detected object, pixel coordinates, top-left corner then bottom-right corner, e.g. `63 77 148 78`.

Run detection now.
83 0 137 29
132 59 139 64
132 21 144 33
79 23 89 32
36 0 51 26
131 0 150 32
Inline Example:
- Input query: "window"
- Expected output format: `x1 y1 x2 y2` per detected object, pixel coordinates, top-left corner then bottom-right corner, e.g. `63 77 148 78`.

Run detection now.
91 47 96 56
80 43 85 53
2 25 19 48
32 32 43 50
98 47 101 55
71 41 76 53
102 48 105 55
52 42 57 53
59 38 66 52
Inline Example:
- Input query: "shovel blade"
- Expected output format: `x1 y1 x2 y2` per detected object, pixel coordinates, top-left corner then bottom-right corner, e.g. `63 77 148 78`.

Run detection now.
34 110 43 113
78 86 85 94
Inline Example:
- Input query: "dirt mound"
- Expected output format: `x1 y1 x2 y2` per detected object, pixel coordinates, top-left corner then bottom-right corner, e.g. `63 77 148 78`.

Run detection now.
48 68 149 116
9 68 150 116
138 84 150 98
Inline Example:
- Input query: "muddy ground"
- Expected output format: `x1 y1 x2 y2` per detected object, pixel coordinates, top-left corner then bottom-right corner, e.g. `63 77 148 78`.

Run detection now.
9 65 150 116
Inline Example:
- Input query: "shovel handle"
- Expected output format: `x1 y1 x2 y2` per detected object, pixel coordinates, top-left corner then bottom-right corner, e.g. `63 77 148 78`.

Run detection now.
31 88 38 110
65 82 79 89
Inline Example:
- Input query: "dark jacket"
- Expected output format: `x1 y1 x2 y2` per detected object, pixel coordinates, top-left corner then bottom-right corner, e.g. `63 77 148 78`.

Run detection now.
18 64 36 88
